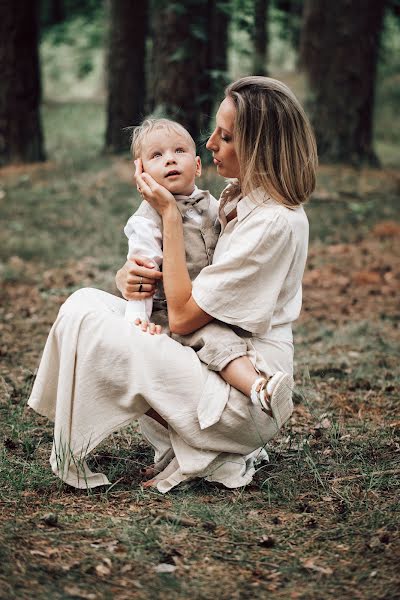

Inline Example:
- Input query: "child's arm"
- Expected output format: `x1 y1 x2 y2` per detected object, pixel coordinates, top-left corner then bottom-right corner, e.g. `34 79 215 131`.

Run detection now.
124 211 163 324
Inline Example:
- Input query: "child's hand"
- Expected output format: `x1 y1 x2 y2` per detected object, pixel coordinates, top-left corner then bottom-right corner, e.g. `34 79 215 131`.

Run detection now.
135 159 176 216
134 318 162 335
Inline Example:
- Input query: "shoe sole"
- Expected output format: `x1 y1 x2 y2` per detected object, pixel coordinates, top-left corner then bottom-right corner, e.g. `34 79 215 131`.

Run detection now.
270 372 294 429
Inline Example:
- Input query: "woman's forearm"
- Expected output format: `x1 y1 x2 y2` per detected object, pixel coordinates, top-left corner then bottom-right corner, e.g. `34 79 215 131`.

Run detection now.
161 206 193 328
162 207 214 334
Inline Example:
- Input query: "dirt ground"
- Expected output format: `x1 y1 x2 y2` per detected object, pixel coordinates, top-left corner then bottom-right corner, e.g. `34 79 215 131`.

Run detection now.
0 162 399 599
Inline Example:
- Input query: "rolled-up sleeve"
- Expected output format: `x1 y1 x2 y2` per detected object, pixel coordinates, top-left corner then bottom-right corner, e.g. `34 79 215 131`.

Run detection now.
192 212 296 335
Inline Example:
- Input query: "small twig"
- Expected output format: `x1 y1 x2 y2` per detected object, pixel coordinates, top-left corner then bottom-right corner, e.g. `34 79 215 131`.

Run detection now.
332 468 400 484
104 477 124 494
212 553 280 568
31 527 119 536
192 532 256 547
211 553 254 564
149 510 197 527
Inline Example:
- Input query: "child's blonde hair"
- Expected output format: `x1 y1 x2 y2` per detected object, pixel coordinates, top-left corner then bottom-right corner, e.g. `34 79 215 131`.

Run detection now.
225 76 318 207
130 118 196 158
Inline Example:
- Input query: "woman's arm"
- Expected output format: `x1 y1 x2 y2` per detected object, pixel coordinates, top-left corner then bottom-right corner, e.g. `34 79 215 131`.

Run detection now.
161 205 213 334
135 162 213 335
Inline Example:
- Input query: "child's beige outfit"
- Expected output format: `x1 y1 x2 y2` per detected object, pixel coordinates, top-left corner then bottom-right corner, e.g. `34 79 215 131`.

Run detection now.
124 186 250 372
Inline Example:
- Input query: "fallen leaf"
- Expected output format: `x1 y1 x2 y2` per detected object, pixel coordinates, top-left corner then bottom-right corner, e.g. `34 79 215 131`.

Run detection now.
302 558 333 576
372 221 400 238
120 564 133 574
352 270 381 285
63 586 96 600
30 549 58 558
95 559 112 577
154 563 177 574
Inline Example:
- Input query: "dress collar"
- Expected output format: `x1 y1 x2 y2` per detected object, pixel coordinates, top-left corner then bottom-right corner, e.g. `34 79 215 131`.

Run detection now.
237 188 273 221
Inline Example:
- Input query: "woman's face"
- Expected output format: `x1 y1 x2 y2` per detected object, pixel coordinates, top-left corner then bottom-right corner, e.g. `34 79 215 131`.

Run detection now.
206 97 241 179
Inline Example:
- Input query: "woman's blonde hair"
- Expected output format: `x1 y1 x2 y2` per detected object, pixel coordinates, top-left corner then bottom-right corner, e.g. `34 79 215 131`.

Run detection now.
225 76 318 207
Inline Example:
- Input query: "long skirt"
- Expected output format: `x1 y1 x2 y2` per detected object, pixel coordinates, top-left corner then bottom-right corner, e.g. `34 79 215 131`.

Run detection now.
28 288 294 492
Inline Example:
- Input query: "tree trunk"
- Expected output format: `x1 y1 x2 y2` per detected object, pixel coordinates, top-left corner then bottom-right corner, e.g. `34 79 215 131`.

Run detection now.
299 0 386 165
253 0 269 76
275 0 304 50
0 0 45 166
209 1 230 102
149 0 222 151
105 0 148 154
50 0 65 24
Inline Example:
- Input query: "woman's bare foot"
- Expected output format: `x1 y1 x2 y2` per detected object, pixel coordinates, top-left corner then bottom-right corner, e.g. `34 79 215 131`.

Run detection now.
142 478 157 488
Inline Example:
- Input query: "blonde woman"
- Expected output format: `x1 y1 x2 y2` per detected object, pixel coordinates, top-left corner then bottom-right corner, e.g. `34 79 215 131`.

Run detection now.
28 77 317 492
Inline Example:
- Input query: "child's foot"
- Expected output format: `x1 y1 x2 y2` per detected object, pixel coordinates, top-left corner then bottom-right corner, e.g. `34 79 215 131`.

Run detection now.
250 372 294 428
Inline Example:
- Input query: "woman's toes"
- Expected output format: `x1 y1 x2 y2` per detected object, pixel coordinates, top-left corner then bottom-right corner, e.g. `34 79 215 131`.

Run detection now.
142 478 157 488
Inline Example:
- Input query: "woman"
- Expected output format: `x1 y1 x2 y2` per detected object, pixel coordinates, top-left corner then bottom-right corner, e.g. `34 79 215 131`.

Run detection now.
28 77 317 492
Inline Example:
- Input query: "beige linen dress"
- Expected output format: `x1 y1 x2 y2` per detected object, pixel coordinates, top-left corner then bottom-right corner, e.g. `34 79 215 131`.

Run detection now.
28 186 309 493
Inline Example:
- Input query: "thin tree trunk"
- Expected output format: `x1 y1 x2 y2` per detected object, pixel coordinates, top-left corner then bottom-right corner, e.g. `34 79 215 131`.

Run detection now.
300 0 386 165
149 0 215 150
0 0 45 166
50 0 65 24
199 0 230 148
105 0 148 154
253 0 269 76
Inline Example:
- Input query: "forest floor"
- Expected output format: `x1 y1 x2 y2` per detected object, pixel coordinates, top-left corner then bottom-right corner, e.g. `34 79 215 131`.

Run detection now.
0 112 400 599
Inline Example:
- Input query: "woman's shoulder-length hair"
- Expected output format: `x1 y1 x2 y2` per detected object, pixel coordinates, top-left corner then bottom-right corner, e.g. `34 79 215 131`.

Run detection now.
226 76 318 208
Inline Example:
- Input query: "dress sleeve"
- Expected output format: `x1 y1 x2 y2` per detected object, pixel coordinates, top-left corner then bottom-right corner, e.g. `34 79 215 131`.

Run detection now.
192 212 296 335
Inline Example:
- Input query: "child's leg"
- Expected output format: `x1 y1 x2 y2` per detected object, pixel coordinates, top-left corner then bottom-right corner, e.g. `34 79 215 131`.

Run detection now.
173 321 248 371
220 355 259 397
221 355 294 427
177 321 294 426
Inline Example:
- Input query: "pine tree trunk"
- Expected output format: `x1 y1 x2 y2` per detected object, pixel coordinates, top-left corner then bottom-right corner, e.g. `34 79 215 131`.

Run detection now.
208 0 230 101
149 0 219 149
105 0 148 153
300 0 386 165
50 0 65 24
0 0 45 166
253 0 269 76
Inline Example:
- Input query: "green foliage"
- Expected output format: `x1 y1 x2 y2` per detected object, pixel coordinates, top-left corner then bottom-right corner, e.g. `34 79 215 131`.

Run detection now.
40 9 105 100
271 0 304 49
374 11 400 168
40 0 102 29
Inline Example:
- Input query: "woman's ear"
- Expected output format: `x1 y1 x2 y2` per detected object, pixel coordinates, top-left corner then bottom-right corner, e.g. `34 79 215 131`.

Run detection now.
195 156 202 177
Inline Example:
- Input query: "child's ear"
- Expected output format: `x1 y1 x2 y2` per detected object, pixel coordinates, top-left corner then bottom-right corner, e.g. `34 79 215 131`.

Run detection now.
195 156 202 177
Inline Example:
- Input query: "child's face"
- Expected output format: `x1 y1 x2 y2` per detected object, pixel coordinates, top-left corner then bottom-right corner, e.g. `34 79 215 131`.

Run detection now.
140 128 201 196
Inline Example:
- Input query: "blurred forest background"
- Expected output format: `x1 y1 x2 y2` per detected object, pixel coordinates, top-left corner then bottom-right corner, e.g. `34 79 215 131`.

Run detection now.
1 0 400 166
1 2 400 599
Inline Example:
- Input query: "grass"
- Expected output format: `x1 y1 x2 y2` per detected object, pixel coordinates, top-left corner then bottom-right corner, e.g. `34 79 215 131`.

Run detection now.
0 102 399 599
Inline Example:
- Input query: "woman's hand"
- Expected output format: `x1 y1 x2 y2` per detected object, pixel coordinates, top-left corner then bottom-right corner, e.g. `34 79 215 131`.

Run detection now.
115 255 162 300
134 319 162 335
135 159 177 217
